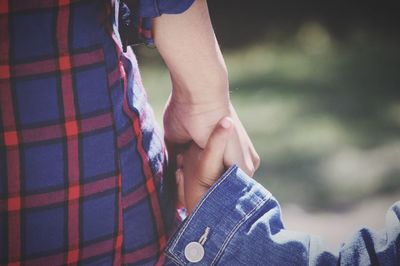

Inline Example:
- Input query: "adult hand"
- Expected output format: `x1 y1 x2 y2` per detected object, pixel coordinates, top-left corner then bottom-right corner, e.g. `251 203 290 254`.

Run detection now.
175 117 233 213
163 96 260 176
153 0 259 176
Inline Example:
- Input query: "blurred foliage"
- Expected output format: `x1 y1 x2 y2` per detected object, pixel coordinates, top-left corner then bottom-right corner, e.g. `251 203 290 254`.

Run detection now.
135 1 400 210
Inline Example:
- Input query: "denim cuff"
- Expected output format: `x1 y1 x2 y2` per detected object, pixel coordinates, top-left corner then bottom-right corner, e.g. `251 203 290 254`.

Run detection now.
165 165 272 265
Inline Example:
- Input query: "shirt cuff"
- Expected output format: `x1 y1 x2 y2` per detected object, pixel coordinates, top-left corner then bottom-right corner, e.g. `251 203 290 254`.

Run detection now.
165 165 272 265
119 0 196 49
139 0 196 18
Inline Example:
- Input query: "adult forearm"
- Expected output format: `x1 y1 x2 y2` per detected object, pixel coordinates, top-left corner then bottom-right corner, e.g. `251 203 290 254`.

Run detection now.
154 0 260 174
153 0 229 106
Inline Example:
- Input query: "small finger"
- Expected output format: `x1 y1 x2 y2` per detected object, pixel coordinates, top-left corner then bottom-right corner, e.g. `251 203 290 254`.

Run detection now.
175 168 185 207
203 117 233 164
176 153 184 169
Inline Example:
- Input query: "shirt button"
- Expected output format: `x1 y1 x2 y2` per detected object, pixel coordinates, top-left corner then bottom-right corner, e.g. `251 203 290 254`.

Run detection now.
184 241 205 263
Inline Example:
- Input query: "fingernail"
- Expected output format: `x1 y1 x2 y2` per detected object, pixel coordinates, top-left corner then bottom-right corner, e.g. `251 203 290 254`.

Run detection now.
220 117 232 129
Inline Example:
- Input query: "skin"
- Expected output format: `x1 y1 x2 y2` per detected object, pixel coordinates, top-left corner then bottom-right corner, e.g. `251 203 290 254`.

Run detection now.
175 117 233 213
153 0 260 176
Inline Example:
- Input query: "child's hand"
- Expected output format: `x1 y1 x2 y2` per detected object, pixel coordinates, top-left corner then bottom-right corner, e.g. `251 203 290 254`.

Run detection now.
175 117 233 213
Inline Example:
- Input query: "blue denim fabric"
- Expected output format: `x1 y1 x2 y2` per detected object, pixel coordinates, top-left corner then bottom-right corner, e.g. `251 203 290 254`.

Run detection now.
165 165 400 265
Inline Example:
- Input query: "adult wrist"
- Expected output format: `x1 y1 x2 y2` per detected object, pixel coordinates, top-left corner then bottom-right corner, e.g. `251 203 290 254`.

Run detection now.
169 85 231 115
169 66 230 105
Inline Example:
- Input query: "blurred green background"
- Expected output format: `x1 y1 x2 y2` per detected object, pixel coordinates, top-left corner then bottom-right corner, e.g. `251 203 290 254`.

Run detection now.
135 0 400 241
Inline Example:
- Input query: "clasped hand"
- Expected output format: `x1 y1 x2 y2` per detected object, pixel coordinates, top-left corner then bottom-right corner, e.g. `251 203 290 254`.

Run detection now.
164 96 259 212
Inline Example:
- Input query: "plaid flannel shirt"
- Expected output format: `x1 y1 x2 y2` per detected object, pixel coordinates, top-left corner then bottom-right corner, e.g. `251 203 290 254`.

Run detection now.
0 0 193 265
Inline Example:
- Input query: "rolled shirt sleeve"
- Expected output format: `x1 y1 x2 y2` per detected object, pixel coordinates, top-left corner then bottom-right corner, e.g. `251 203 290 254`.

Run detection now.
118 0 195 50
165 165 400 265
139 0 196 17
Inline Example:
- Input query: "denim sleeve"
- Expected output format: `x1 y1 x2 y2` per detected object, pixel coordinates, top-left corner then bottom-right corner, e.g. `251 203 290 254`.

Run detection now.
164 165 400 265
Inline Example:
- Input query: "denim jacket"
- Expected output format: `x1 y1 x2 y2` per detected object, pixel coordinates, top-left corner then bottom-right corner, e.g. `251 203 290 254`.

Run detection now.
165 166 400 265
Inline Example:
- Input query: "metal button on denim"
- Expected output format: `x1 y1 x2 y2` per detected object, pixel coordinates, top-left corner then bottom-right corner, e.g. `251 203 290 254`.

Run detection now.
184 242 205 263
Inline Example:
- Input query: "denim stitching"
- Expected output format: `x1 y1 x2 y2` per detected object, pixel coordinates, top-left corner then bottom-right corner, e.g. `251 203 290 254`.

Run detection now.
211 194 272 265
167 165 238 264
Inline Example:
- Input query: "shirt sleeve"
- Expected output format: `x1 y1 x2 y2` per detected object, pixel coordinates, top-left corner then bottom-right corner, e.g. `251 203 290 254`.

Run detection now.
118 0 195 50
165 165 400 265
138 0 196 18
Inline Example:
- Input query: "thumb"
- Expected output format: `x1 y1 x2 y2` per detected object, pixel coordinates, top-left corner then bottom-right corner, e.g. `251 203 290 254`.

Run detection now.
201 117 233 169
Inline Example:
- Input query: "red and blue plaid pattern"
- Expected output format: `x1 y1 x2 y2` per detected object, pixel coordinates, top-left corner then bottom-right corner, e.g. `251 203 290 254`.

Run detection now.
119 0 154 51
0 0 170 264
